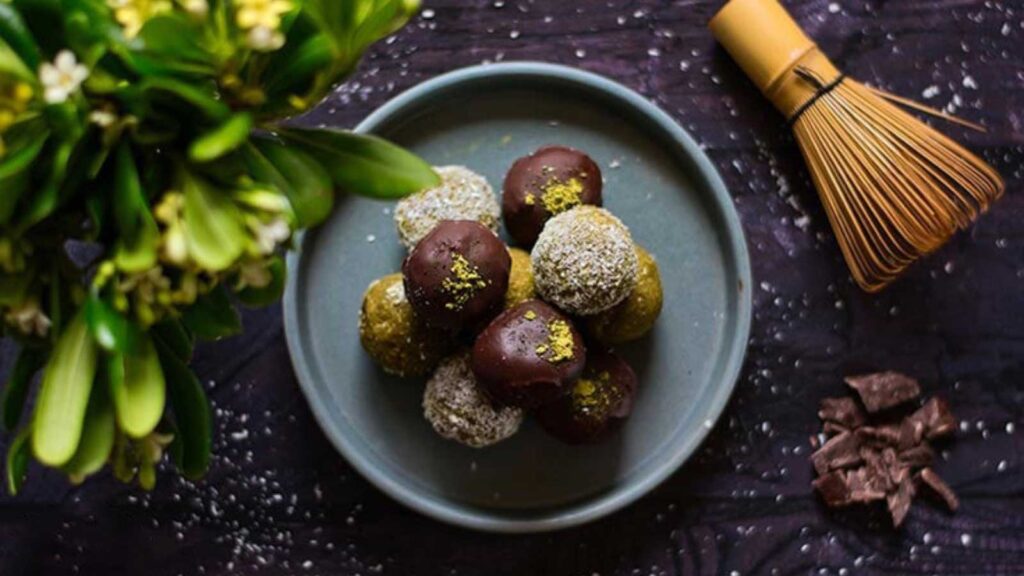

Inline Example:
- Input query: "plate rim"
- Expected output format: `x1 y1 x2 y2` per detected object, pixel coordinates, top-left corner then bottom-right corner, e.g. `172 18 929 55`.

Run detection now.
284 61 752 533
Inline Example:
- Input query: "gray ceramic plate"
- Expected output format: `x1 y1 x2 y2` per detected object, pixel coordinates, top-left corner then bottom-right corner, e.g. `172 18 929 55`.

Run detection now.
284 62 751 533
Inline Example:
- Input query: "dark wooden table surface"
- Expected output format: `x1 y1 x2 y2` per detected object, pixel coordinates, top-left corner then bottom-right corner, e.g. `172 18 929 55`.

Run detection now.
2 1 1023 574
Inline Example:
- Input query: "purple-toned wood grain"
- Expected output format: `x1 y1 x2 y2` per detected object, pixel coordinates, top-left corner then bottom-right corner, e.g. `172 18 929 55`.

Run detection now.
1 1 1022 574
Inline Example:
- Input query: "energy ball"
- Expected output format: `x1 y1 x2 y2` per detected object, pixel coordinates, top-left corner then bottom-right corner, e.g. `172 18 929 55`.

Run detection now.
536 349 638 444
423 353 524 448
394 166 500 249
532 206 639 316
586 245 664 344
403 220 510 333
504 247 536 308
502 146 602 247
471 300 586 409
359 274 450 377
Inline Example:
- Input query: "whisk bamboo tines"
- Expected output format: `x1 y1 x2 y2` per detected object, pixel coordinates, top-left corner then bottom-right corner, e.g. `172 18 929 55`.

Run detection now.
710 0 1004 292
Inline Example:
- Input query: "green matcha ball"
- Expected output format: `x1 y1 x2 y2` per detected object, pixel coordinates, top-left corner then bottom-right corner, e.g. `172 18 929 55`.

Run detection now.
359 273 450 377
586 245 663 344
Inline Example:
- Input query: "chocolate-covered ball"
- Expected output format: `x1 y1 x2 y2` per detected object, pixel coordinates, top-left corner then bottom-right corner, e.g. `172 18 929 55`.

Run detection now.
532 206 639 316
403 220 511 333
536 349 638 444
471 300 586 409
586 245 664 344
502 146 602 247
359 274 451 377
423 352 524 448
504 248 536 308
394 166 500 249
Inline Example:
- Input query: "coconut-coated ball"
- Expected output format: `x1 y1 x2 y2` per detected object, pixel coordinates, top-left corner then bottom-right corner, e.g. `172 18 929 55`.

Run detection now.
586 245 663 344
394 166 500 249
504 248 536 308
531 206 639 316
423 353 524 448
359 274 450 377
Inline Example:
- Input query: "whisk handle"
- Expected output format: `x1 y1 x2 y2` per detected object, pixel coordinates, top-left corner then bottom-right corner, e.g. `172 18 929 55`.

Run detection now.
710 0 842 119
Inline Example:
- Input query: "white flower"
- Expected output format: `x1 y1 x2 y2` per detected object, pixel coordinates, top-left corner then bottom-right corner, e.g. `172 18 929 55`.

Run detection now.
39 50 88 104
89 110 118 128
251 217 291 254
161 224 189 265
5 298 52 337
178 0 208 17
246 25 285 52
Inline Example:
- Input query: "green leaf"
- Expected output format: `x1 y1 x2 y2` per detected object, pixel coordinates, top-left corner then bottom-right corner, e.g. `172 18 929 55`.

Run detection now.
155 337 211 481
0 4 41 69
5 428 29 495
108 334 166 439
247 138 333 228
182 172 246 271
133 13 217 77
180 284 241 340
237 256 286 307
62 376 116 482
31 311 99 467
276 127 438 199
2 347 47 431
262 33 332 101
0 128 48 225
19 138 75 231
152 319 193 363
84 293 143 354
0 37 32 81
112 144 159 273
189 113 253 163
136 77 230 122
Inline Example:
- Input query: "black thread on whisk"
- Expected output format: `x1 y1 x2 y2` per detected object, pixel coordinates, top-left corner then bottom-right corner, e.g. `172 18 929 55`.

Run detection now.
787 71 847 127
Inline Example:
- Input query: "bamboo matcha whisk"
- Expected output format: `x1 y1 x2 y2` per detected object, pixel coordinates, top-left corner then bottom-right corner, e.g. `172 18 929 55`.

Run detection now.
710 0 1004 292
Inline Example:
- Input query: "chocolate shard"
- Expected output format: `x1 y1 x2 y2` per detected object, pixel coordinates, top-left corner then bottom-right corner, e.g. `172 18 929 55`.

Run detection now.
887 472 916 527
856 425 902 448
819 396 867 429
908 397 956 440
918 468 959 511
813 471 852 507
899 418 925 450
823 421 849 436
898 444 935 468
846 467 887 503
812 431 862 475
844 372 921 413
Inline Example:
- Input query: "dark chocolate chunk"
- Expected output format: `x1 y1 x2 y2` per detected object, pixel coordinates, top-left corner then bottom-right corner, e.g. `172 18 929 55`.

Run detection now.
908 397 957 440
918 468 959 511
845 467 887 503
471 300 586 409
502 146 603 247
844 372 921 413
403 220 511 333
899 418 925 449
813 471 852 507
887 472 916 527
811 431 863 475
819 396 866 429
822 421 849 436
813 375 959 526
856 425 903 448
899 444 935 468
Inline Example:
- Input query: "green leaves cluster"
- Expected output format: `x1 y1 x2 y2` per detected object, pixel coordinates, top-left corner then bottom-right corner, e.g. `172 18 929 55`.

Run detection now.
0 0 440 493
